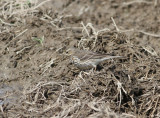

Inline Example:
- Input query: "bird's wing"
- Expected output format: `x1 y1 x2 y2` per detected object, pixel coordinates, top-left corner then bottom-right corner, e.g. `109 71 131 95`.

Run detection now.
80 51 106 60
80 51 122 61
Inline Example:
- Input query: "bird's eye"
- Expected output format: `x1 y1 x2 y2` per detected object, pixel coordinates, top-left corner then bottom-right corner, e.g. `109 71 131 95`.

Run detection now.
66 50 70 54
65 49 71 55
65 48 74 55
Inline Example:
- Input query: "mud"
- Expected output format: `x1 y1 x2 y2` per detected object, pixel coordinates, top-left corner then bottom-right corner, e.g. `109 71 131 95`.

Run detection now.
0 0 160 117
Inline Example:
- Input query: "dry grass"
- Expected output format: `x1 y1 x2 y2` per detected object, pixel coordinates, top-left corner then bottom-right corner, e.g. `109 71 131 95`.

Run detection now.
0 0 160 118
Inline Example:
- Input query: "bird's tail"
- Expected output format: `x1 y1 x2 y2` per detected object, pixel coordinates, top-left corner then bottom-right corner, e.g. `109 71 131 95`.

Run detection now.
102 56 123 61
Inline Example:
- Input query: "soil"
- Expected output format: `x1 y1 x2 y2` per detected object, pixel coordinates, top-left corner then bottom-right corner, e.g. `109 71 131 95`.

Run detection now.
0 0 160 117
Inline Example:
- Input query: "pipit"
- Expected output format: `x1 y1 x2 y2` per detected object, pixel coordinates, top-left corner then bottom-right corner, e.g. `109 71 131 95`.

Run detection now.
66 48 123 70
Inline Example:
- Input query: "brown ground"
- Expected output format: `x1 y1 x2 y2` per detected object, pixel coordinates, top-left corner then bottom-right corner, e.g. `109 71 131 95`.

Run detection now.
0 0 160 118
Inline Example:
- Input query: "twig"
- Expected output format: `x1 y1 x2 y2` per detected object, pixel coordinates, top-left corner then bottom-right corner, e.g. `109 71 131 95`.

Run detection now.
16 46 32 54
111 17 134 33
111 17 160 38
56 27 83 31
151 97 159 117
15 29 28 41
111 73 127 108
39 58 56 74
32 0 51 10
122 113 136 118
81 22 90 37
0 105 5 117
79 22 110 49
138 30 160 38
25 81 65 94
0 18 16 26
123 0 153 6
111 17 120 32
11 0 51 16
142 45 158 56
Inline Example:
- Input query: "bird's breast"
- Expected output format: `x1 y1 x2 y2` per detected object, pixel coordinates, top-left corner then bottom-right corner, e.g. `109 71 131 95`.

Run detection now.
71 56 94 70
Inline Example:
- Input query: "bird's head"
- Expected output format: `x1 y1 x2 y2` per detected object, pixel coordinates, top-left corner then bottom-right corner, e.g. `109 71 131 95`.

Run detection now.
65 47 76 56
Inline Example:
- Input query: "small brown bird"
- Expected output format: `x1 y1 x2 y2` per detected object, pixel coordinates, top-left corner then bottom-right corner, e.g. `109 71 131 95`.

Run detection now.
66 48 122 70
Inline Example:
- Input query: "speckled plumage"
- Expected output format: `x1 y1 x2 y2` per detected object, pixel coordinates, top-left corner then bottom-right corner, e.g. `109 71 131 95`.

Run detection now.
67 48 122 70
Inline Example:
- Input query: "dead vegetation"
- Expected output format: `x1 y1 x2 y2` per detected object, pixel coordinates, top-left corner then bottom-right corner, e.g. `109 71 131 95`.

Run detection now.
0 0 160 118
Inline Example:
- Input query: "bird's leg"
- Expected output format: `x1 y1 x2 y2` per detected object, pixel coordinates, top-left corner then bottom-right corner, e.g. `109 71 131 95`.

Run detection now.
78 71 87 84
90 68 94 75
82 68 95 75
83 71 91 75
89 65 96 75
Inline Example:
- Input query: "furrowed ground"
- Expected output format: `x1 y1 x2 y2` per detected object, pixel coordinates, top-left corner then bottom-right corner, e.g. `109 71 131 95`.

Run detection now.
0 0 160 117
